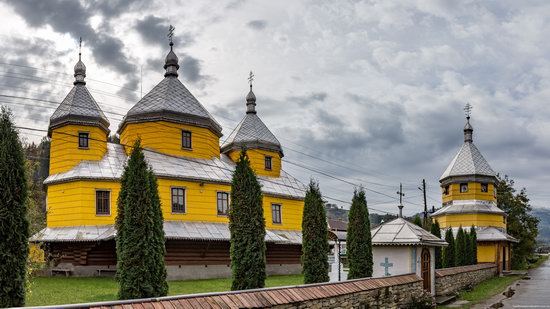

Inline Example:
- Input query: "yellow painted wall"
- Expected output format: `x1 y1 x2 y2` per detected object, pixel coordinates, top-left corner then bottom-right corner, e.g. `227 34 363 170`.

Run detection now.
442 182 495 203
47 178 304 231
50 125 107 174
228 149 281 177
434 213 505 229
477 243 497 263
120 121 220 159
47 181 120 227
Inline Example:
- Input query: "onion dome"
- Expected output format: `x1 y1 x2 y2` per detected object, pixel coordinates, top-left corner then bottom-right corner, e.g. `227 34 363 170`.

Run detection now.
48 51 110 136
439 116 495 184
118 40 222 136
221 85 283 156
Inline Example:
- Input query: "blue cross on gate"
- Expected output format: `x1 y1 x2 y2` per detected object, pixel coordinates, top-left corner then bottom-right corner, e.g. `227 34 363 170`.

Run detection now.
380 257 393 276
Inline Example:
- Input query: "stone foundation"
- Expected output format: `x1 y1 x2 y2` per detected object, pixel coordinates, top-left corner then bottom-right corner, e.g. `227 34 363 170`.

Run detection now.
435 263 497 296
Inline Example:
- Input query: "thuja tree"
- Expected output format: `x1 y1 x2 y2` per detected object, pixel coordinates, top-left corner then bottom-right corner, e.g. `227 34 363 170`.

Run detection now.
443 229 455 268
464 230 472 265
430 220 443 269
347 188 373 279
116 139 168 299
470 226 478 264
455 226 466 266
0 107 29 308
302 179 329 284
229 149 266 290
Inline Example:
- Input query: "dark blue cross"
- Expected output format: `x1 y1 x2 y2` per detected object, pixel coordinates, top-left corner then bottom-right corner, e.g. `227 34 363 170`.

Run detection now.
380 257 394 276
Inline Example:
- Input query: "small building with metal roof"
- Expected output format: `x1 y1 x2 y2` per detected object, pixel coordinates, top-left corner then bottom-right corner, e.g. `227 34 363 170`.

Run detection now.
371 207 447 295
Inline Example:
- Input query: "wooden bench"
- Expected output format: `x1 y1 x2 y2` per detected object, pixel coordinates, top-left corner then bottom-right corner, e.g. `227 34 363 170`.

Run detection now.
51 263 74 277
96 269 117 277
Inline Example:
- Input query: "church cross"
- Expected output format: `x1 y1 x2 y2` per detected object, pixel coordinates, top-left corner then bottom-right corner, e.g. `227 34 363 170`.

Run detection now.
248 71 255 87
464 103 473 118
167 25 175 43
380 257 394 276
396 183 405 205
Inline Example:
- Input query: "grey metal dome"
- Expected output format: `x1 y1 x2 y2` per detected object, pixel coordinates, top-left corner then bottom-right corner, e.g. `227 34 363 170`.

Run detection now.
164 42 179 77
73 54 86 85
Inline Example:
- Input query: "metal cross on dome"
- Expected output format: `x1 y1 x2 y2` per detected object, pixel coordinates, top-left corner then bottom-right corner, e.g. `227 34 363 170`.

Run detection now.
464 103 473 118
248 71 255 86
167 25 175 43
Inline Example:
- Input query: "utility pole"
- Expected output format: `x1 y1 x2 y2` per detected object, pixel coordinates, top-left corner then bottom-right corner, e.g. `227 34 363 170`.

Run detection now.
396 183 405 218
418 179 428 228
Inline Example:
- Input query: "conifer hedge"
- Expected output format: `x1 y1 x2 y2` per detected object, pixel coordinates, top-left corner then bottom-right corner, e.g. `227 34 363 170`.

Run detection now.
347 188 373 279
116 139 168 299
470 225 478 264
455 226 466 266
0 107 29 308
301 179 329 284
430 220 443 269
229 150 266 290
443 228 455 268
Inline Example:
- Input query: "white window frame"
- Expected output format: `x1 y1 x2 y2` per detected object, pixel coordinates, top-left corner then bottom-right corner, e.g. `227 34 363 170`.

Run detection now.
271 203 282 224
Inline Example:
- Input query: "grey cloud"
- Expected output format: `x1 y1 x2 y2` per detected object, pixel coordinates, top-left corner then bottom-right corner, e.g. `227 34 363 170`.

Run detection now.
135 15 195 47
90 0 152 18
247 20 267 30
287 92 327 106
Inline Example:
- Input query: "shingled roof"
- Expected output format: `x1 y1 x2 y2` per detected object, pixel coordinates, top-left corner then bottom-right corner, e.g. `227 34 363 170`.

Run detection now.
371 218 447 247
49 55 109 135
221 86 283 156
440 117 495 182
118 43 222 136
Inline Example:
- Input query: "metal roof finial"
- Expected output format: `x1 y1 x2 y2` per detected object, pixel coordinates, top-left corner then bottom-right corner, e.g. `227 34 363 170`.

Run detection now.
246 71 257 114
463 103 473 142
164 25 179 78
74 37 86 85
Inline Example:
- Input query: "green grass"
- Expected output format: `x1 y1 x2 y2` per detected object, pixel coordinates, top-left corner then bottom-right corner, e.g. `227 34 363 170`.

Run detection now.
26 274 304 307
438 275 522 309
528 254 549 269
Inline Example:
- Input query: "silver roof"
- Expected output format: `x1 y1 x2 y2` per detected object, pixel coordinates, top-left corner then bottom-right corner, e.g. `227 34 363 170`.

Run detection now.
431 199 505 217
119 76 222 136
221 113 283 155
30 222 302 244
442 226 518 243
370 218 448 247
44 143 305 200
440 142 495 181
49 84 110 134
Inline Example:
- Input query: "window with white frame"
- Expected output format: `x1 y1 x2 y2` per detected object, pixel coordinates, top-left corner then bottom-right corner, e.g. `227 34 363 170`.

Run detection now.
272 203 282 224
217 192 230 215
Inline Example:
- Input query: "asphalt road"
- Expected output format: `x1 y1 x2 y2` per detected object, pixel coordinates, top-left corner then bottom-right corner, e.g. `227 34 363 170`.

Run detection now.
501 258 550 308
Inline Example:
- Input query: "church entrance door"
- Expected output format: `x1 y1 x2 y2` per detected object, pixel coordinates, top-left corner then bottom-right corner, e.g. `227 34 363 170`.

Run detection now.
421 248 431 291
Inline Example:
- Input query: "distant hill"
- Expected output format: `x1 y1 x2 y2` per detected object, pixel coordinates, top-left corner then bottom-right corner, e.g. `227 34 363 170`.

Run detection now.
532 207 550 245
325 204 398 227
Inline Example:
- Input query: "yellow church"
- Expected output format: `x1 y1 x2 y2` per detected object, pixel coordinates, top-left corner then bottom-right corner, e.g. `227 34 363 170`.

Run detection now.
431 113 517 273
31 38 305 278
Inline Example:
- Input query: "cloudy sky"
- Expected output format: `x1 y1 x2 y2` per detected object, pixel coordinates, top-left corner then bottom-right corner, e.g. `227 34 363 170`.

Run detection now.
1 0 549 215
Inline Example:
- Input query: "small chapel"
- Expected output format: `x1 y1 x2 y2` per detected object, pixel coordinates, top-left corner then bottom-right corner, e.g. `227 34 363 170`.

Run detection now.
31 34 306 278
431 110 518 273
371 205 447 294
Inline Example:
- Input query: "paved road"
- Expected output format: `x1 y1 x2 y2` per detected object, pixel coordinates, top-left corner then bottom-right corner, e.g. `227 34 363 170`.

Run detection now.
501 258 550 308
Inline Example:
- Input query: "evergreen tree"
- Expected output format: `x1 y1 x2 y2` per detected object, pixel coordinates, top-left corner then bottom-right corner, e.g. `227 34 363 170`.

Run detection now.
229 150 266 290
443 229 455 268
301 179 329 284
347 188 373 279
496 175 539 269
412 215 422 227
464 231 472 265
455 226 466 266
430 220 443 269
0 107 29 307
116 139 168 299
470 225 478 264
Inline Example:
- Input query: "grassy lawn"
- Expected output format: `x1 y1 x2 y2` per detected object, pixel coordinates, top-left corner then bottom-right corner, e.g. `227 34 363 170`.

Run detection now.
528 254 549 269
26 274 304 307
438 275 522 309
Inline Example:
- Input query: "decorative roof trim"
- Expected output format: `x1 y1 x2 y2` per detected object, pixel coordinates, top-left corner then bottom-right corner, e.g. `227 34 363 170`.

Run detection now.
48 116 110 137
118 112 223 137
440 174 497 186
221 141 284 157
